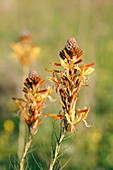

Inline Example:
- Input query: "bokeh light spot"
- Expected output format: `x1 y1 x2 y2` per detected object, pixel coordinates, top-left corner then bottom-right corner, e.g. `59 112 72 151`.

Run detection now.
4 119 15 133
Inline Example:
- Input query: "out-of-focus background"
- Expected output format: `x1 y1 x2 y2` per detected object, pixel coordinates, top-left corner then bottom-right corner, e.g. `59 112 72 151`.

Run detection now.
0 0 113 169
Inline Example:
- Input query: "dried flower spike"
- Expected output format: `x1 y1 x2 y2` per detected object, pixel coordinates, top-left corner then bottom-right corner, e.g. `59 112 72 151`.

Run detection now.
12 70 52 134
11 32 41 66
46 37 95 132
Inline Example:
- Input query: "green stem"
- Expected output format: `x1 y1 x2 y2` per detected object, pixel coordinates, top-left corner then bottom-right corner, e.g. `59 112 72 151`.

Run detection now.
18 65 29 159
19 132 33 170
49 128 66 170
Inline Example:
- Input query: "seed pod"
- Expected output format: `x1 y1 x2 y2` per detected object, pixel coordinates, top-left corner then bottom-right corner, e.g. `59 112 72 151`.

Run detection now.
65 37 78 51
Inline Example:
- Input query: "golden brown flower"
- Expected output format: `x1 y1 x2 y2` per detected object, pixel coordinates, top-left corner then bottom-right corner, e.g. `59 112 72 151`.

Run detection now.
11 32 40 66
46 37 95 131
12 70 52 134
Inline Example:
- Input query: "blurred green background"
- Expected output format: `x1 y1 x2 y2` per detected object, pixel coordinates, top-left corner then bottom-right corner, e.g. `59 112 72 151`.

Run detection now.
0 0 113 169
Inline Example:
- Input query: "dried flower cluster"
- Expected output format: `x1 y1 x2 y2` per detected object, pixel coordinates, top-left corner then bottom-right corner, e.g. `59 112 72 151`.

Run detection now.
12 37 95 170
11 32 40 66
46 37 95 131
12 70 52 134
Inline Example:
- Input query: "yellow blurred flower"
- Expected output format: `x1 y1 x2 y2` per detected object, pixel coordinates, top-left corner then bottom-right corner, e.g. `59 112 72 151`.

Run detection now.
11 32 41 66
4 119 15 133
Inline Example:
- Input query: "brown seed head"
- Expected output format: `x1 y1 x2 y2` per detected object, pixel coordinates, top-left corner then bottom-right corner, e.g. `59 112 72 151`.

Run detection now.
65 37 79 52
63 37 82 59
28 70 40 84
23 70 44 92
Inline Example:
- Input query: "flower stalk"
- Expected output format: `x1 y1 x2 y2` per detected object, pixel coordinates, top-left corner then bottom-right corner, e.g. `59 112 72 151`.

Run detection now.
11 32 41 159
46 37 95 168
12 70 52 170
